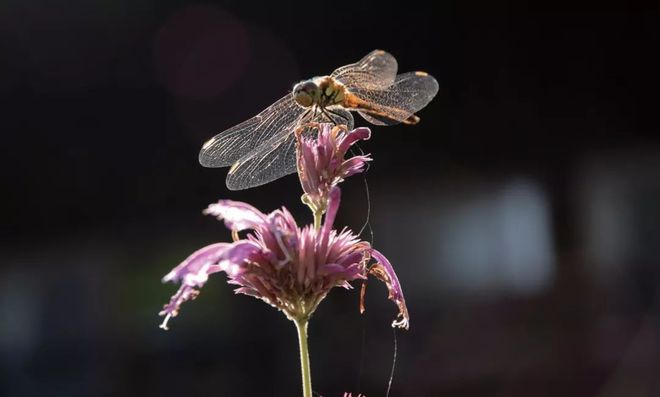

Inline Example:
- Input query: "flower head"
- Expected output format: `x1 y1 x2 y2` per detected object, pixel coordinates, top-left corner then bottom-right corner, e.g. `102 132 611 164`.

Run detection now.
159 187 409 330
297 123 372 215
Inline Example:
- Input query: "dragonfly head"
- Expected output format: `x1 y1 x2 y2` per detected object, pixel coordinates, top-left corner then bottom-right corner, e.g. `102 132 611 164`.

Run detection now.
293 80 321 108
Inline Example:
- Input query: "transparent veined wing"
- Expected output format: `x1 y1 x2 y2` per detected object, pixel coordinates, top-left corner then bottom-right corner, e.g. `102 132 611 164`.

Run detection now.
199 94 304 168
226 127 299 190
225 107 354 190
350 71 439 125
331 50 398 90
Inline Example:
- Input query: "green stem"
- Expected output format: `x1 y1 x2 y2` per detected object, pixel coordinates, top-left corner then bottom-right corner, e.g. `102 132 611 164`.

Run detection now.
294 318 313 397
313 210 323 231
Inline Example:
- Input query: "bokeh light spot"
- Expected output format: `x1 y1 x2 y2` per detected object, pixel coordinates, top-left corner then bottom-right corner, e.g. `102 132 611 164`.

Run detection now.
154 5 250 99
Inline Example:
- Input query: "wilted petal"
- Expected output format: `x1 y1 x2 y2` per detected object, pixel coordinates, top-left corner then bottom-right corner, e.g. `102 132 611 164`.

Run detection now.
369 249 409 330
204 200 268 231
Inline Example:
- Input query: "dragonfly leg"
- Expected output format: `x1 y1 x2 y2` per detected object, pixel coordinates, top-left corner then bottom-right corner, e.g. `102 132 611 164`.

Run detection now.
297 109 326 139
320 107 338 126
300 108 311 124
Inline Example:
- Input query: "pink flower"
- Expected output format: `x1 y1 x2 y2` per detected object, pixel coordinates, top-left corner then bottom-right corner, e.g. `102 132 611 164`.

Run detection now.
159 187 408 330
297 123 372 215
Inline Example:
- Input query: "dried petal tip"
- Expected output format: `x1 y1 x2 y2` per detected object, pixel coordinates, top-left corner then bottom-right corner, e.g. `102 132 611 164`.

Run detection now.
159 314 172 331
297 123 372 214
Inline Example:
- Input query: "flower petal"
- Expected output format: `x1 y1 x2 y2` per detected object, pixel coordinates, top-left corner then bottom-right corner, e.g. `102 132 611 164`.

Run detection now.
159 241 261 330
323 186 341 236
219 241 263 276
341 155 372 178
317 187 341 263
204 200 268 231
338 127 371 153
369 249 410 330
162 243 232 284
159 284 200 330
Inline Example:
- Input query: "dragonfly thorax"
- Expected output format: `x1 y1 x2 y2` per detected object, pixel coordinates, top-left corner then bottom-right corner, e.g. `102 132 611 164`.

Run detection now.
292 76 345 108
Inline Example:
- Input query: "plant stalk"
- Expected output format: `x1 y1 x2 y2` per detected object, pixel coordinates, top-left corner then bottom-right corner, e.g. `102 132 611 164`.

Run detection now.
313 210 323 231
294 318 313 397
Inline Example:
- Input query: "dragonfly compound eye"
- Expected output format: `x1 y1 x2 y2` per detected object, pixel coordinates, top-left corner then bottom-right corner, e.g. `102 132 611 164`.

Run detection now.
293 81 319 108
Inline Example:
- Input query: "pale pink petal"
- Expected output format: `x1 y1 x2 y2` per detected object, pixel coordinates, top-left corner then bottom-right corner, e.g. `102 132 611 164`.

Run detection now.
341 156 372 178
338 127 371 153
203 200 268 231
323 187 341 235
162 243 231 284
159 241 261 329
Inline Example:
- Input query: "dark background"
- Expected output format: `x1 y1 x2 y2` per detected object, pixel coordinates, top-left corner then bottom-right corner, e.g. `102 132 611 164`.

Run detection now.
1 1 659 396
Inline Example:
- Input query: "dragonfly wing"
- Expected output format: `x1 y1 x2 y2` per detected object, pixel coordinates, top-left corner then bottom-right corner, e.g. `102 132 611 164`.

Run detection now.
318 106 355 130
199 94 303 168
351 71 439 125
331 50 398 90
357 110 395 126
225 122 300 190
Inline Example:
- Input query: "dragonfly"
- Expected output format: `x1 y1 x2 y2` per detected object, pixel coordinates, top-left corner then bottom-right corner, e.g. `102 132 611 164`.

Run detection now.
199 49 439 190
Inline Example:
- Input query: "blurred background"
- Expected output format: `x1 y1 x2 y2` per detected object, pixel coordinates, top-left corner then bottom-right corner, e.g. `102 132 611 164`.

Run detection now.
1 1 659 396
